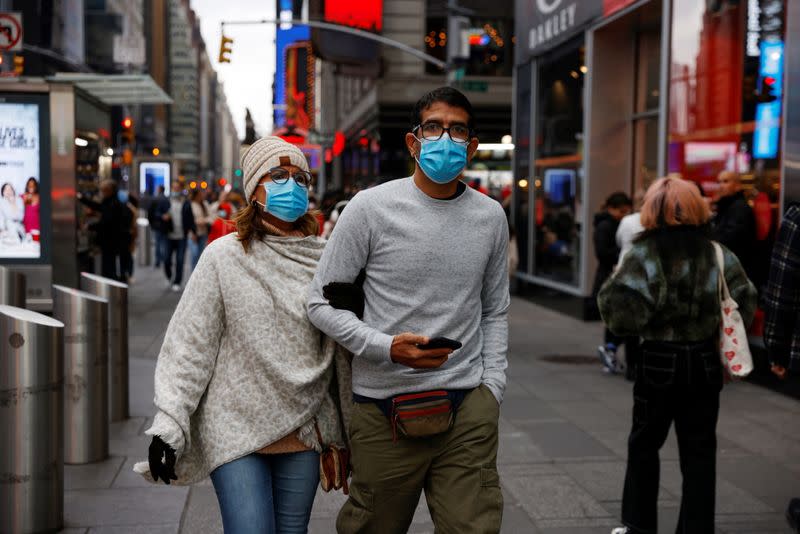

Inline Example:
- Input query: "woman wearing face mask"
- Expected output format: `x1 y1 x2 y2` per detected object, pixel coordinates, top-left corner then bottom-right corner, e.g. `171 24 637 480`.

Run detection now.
136 137 353 534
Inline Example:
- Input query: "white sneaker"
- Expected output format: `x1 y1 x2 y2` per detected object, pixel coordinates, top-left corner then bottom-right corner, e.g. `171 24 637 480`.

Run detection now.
611 528 630 534
171 284 181 292
597 345 619 374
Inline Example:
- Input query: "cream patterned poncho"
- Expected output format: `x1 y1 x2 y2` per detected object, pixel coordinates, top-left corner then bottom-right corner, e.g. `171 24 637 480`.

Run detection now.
134 233 352 485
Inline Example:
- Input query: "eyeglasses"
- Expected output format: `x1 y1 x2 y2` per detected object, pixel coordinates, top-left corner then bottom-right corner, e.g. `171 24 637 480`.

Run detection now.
265 167 313 188
413 122 472 144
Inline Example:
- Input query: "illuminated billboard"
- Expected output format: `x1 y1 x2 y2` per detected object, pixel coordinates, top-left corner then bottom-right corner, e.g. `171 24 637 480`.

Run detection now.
0 99 48 261
139 161 171 197
285 42 314 131
324 0 383 32
274 0 309 129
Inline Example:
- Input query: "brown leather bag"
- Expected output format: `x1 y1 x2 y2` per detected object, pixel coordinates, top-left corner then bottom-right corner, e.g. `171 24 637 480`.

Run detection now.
314 420 350 494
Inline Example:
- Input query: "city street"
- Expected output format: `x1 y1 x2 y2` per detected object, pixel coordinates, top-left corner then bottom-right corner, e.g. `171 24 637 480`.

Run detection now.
58 264 800 534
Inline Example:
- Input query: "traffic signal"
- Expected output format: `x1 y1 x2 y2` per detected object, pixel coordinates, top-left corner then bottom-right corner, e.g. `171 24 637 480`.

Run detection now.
234 168 243 178
13 54 23 76
218 35 233 63
152 147 160 156
756 77 778 104
121 117 135 145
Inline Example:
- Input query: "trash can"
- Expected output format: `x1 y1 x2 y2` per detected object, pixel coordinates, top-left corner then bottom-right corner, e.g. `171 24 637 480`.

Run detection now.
0 304 65 534
79 273 129 422
136 217 152 267
0 265 26 307
53 285 109 464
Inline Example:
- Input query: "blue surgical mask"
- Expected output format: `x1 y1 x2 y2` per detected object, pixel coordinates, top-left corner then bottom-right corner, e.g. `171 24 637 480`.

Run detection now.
117 190 129 203
256 180 308 222
415 134 468 184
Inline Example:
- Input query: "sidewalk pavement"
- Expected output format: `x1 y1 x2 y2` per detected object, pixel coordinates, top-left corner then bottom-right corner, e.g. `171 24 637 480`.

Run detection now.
60 263 800 533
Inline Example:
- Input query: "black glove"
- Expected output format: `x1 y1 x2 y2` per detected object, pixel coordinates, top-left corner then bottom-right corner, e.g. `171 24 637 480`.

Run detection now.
323 269 366 319
148 435 178 485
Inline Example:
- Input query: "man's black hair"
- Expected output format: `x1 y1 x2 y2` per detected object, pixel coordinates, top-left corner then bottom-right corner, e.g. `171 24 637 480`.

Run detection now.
411 86 475 132
605 192 633 209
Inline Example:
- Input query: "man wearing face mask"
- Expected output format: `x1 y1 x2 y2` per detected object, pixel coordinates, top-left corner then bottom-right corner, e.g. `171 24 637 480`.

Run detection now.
308 87 509 533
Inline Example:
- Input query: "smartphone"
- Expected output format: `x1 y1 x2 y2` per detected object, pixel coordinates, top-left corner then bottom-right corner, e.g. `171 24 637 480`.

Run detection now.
417 337 462 351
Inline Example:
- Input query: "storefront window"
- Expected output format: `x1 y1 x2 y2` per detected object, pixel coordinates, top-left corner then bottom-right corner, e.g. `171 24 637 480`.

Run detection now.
632 27 661 195
513 63 532 275
532 40 585 286
669 0 785 291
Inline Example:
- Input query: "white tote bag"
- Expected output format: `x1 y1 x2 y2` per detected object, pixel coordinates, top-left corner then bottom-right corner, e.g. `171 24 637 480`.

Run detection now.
712 242 754 378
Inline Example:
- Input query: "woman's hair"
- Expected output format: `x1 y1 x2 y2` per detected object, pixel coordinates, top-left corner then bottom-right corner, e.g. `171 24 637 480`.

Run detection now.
1 183 15 197
26 177 38 194
189 189 207 214
640 177 710 229
234 203 319 253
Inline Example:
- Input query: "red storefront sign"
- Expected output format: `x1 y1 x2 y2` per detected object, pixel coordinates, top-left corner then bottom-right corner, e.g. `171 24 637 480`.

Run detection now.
603 0 638 16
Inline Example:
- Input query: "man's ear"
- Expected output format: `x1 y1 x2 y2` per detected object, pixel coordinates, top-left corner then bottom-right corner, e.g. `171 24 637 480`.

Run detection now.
467 137 480 161
405 132 420 158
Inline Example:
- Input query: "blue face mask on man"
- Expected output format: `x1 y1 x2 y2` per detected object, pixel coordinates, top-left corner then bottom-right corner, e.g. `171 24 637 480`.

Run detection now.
414 133 468 184
255 180 308 222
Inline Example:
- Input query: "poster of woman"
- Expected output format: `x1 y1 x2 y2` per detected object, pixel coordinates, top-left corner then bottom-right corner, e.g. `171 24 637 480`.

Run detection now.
0 103 41 259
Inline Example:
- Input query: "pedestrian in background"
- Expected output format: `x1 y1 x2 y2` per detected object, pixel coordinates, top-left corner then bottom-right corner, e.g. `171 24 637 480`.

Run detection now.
599 177 757 534
163 181 196 292
138 137 354 534
188 188 211 271
22 177 40 235
593 192 633 374
712 171 756 279
78 179 130 281
615 190 645 381
148 185 169 268
207 201 236 244
762 203 800 534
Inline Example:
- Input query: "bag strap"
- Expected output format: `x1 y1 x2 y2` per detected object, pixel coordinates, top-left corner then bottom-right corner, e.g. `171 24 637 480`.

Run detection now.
712 242 732 301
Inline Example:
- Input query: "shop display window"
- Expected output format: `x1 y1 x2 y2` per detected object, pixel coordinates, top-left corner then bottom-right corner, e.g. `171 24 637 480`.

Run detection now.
531 40 585 286
669 0 785 294
513 62 532 274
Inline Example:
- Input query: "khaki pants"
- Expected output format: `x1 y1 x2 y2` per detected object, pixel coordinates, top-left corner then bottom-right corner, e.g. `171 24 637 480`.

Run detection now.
336 384 503 534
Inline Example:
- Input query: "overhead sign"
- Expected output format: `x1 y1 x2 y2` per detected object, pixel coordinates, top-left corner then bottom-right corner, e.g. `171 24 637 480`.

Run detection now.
0 12 23 51
515 1 603 62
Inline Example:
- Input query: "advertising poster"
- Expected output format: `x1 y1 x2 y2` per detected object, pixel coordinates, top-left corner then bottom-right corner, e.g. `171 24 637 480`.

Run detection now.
139 161 171 197
0 103 42 259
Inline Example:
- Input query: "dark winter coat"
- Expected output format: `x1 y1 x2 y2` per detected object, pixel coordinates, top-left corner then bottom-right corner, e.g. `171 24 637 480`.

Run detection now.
598 226 757 342
80 195 131 250
712 191 756 269
592 211 621 295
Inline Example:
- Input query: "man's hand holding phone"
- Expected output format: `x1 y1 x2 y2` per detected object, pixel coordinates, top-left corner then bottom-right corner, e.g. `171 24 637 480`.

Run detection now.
390 333 459 369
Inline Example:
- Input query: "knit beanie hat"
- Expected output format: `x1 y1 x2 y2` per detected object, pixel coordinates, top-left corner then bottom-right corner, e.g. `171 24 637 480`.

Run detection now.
241 136 310 201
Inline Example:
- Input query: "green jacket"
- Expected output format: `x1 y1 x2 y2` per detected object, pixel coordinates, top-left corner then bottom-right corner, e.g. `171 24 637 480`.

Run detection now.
598 227 757 342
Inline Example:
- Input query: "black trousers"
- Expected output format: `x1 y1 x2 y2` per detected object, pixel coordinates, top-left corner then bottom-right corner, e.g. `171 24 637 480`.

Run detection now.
100 245 120 281
622 339 722 534
164 238 187 285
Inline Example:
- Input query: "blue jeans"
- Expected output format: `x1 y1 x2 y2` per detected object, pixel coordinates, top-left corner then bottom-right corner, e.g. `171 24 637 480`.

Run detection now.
210 451 320 534
188 234 208 271
154 230 167 266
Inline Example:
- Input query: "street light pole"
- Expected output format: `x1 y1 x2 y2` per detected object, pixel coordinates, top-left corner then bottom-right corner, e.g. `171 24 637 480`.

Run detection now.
446 0 475 85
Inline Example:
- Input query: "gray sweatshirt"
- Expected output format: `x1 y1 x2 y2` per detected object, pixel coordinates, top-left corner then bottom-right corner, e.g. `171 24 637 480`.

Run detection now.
307 177 510 403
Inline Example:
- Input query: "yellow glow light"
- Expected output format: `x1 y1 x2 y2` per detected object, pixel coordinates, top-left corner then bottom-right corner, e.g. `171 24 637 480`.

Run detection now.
518 179 529 188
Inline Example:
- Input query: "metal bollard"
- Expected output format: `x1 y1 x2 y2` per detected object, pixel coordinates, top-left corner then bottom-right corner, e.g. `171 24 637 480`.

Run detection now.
0 265 26 307
53 285 109 464
79 273 129 422
136 217 152 267
0 304 65 534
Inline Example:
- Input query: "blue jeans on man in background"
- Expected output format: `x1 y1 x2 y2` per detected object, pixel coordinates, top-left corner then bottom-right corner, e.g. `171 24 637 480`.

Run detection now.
164 238 187 287
188 234 208 272
153 230 167 268
210 451 319 534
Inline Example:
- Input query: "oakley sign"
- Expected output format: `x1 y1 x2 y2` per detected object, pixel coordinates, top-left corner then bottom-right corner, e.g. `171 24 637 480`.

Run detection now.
515 0 606 61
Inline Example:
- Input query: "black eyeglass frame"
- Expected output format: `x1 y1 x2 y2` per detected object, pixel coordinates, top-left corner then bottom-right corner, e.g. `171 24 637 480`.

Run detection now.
412 122 474 145
263 167 314 188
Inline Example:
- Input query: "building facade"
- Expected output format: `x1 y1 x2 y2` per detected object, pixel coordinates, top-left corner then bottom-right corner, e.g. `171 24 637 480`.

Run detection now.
513 0 796 319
